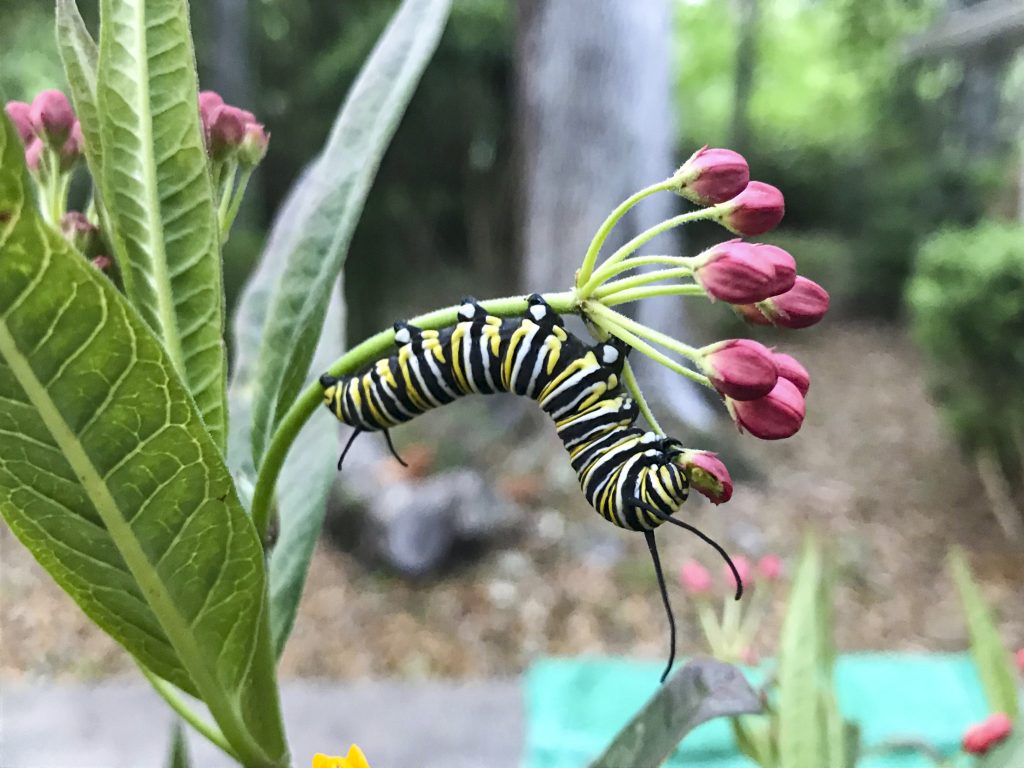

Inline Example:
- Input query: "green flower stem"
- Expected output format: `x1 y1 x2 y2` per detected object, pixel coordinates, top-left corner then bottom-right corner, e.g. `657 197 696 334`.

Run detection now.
587 310 712 391
586 302 700 359
577 179 677 288
138 664 241 763
250 290 578 543
588 254 691 284
579 206 718 296
697 601 725 654
621 358 663 435
217 159 238 233
221 166 254 242
593 266 694 299
602 284 706 306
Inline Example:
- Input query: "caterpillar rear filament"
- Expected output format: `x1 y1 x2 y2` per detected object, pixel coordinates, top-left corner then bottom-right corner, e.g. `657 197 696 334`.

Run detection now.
319 294 741 682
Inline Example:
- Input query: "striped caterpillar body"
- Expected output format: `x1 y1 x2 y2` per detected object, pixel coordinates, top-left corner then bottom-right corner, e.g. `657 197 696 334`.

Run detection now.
319 294 738 681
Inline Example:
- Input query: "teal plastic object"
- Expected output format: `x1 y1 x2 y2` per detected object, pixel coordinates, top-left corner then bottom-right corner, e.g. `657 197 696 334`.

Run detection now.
525 654 990 768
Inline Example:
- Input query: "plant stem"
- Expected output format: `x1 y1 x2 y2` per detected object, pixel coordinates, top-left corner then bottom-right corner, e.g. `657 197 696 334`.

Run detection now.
577 179 677 288
588 311 713 390
221 167 254 242
579 206 719 296
217 159 238 233
602 284 707 306
138 665 241 763
589 254 691 284
620 359 663 435
586 302 701 358
594 267 694 299
250 291 578 543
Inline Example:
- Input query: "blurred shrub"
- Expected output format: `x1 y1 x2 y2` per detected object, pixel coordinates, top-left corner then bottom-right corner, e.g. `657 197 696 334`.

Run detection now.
762 231 857 315
907 221 1024 524
0 3 68 99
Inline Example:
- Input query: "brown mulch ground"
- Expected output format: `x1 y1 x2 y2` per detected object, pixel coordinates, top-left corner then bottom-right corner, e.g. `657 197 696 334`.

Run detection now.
2 322 1022 682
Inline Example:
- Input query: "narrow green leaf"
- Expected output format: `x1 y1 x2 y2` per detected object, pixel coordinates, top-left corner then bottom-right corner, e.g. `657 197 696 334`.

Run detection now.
589 658 761 768
166 721 192 768
0 115 286 766
950 548 1019 719
248 0 451 463
96 0 227 449
778 538 827 768
56 0 103 184
228 165 344 656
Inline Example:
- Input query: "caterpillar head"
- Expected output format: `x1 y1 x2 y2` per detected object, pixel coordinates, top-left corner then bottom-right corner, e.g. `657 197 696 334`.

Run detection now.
319 374 339 405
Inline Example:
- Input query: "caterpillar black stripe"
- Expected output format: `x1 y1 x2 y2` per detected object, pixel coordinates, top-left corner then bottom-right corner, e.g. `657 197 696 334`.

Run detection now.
319 294 742 682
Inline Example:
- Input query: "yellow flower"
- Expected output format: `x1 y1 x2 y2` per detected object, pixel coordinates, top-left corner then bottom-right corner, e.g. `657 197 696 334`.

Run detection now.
312 745 371 768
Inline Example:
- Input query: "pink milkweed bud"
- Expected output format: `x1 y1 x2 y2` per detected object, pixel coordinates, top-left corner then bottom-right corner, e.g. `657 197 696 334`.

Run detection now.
207 105 247 158
61 211 102 258
29 90 75 146
714 181 785 236
238 122 269 167
962 713 1012 755
198 90 224 130
673 146 750 206
91 255 112 271
5 101 34 144
25 138 44 174
755 243 797 296
693 240 777 304
726 555 752 590
700 338 778 401
727 377 806 440
759 276 830 330
757 554 783 581
677 450 733 504
771 352 810 396
679 560 713 595
59 121 84 172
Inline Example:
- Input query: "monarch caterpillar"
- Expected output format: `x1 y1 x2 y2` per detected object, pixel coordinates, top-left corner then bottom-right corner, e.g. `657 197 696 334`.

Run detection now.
319 294 741 682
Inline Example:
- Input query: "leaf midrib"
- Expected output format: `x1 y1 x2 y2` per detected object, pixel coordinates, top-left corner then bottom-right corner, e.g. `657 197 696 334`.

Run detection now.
0 310 265 766
123 0 187 379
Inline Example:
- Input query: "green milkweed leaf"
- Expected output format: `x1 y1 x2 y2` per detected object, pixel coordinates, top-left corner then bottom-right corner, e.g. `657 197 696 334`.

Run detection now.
56 0 103 185
247 0 452 464
96 0 227 449
950 547 1019 720
0 113 286 766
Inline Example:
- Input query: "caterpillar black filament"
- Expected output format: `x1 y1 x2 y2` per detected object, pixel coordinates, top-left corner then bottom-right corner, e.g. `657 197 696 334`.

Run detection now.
319 294 741 682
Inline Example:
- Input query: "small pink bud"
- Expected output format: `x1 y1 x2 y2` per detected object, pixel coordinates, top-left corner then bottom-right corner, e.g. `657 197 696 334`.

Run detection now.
198 90 225 130
715 181 785 236
91 255 112 271
757 555 783 581
61 211 102 258
759 276 830 330
59 121 84 172
677 450 733 504
25 138 44 173
726 555 752 590
962 713 1012 755
238 122 269 167
29 90 75 146
771 352 810 396
693 240 777 304
673 146 750 206
1015 648 1024 673
754 243 796 296
700 338 778 401
727 377 806 440
207 105 247 158
236 108 257 127
679 560 713 595
5 101 34 144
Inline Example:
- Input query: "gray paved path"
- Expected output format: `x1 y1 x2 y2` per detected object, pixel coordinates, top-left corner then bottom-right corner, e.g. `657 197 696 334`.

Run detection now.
0 679 522 768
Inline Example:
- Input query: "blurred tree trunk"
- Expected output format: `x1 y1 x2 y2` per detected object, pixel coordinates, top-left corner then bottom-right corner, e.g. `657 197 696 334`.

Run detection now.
515 0 713 427
731 0 759 152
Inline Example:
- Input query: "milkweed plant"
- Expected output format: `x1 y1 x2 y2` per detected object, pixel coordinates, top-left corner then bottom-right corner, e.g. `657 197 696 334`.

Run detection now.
0 0 831 766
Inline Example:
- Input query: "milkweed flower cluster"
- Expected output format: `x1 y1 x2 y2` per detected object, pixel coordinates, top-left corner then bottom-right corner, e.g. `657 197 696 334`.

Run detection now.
678 553 785 664
198 90 270 240
575 146 828 505
6 91 83 225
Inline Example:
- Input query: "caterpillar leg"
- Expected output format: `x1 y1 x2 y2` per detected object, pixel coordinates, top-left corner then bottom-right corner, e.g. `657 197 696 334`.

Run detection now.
644 529 676 684
626 497 743 601
382 429 408 467
337 429 363 471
